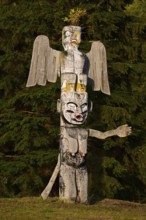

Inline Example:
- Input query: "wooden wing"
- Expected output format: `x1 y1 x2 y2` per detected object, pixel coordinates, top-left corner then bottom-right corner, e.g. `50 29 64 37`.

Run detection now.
26 35 61 87
86 41 110 95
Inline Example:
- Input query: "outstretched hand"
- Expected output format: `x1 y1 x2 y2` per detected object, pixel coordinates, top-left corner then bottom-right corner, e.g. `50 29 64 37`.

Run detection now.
116 124 132 138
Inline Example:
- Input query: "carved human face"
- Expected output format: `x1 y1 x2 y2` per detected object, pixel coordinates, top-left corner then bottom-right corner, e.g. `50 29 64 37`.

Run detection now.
62 26 81 51
61 92 88 125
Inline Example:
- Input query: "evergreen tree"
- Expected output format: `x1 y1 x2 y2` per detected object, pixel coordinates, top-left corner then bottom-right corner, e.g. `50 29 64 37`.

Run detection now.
0 0 62 197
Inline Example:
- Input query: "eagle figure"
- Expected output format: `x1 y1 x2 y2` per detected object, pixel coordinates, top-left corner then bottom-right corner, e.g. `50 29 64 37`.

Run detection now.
26 25 110 96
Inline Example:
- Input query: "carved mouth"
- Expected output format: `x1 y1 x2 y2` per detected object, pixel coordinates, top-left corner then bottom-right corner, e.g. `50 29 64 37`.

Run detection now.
75 114 83 121
71 39 78 44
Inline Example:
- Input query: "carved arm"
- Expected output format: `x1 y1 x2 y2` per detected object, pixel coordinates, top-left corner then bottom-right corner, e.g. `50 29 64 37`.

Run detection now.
89 124 132 140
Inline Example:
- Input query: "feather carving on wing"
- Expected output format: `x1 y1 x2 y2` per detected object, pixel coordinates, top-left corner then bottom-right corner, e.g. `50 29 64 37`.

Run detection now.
26 35 61 87
86 41 110 95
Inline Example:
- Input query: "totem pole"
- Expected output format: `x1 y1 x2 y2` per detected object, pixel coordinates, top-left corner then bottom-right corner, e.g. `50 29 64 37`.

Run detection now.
26 13 131 203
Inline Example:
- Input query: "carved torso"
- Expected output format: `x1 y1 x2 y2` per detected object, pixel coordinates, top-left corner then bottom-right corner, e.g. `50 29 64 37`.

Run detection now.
60 127 88 168
61 50 85 75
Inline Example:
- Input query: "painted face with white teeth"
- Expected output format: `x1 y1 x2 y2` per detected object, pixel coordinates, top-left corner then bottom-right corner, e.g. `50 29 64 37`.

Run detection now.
62 26 81 51
61 92 88 125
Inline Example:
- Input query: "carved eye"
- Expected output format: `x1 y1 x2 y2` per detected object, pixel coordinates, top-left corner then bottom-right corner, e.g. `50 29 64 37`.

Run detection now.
64 31 72 37
67 102 77 109
81 103 88 111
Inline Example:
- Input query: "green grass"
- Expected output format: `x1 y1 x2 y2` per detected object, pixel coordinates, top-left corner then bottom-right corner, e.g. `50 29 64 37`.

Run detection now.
0 197 146 220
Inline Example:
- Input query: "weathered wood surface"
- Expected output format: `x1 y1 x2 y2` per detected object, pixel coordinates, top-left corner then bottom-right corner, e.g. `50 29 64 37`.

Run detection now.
86 41 110 94
26 35 61 87
89 124 132 139
41 154 61 200
59 163 88 203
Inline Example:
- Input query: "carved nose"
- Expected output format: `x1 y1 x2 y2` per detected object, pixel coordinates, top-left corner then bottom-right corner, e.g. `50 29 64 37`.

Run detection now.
76 107 81 114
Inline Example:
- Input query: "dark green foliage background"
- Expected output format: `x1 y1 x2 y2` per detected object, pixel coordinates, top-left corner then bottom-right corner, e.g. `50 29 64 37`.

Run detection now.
0 0 146 202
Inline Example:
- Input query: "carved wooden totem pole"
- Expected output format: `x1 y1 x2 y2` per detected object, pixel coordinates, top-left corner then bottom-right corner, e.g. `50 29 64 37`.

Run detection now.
26 23 131 203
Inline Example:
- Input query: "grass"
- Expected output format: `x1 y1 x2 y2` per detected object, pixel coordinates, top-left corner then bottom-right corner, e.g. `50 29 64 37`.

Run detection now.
0 197 146 220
